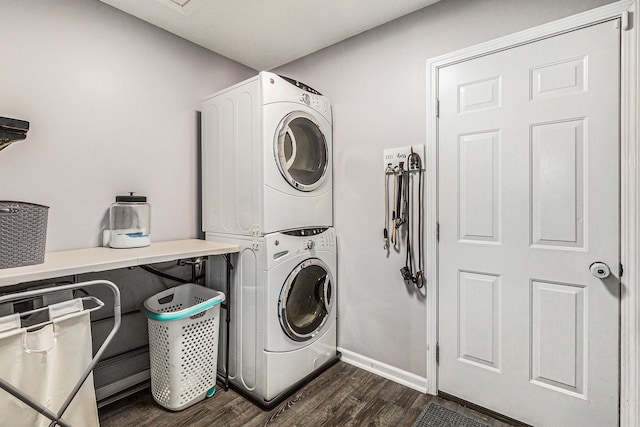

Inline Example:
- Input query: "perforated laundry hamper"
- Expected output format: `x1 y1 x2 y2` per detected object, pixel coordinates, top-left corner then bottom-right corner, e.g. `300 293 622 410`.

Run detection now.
143 283 225 411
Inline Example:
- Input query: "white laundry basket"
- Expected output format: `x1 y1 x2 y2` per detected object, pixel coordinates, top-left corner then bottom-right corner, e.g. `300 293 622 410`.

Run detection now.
143 283 225 411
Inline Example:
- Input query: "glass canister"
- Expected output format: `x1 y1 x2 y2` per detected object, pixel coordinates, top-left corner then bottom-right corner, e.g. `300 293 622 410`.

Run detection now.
109 193 151 248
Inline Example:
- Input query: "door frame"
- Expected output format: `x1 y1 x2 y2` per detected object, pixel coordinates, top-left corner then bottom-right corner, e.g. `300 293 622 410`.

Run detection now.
425 1 640 425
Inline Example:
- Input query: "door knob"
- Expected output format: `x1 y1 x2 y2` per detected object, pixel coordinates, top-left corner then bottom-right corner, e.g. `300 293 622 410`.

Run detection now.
590 262 611 279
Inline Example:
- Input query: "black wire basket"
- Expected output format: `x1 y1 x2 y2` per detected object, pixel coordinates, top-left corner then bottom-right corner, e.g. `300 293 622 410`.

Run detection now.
0 201 48 269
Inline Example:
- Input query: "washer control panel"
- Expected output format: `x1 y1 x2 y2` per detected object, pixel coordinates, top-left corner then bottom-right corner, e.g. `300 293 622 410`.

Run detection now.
267 227 335 267
312 228 336 249
274 227 335 253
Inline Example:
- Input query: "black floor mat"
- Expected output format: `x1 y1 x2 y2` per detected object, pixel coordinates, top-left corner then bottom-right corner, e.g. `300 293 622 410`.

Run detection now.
413 401 490 427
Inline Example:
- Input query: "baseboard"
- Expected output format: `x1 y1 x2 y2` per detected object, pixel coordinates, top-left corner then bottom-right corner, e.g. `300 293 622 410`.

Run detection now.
338 347 428 393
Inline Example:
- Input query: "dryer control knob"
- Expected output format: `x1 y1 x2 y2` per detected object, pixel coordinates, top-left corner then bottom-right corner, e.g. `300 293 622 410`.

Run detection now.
301 93 311 105
306 240 315 250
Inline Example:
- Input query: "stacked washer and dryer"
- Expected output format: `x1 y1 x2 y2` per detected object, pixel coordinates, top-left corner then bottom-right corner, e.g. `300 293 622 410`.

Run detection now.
201 72 338 408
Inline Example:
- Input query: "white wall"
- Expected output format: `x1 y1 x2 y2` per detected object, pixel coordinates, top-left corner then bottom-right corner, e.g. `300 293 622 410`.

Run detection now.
276 0 615 382
0 0 255 251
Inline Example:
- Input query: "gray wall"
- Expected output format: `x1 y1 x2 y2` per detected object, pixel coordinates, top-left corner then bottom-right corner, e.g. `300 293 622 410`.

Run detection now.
0 0 255 251
276 0 615 379
0 0 617 389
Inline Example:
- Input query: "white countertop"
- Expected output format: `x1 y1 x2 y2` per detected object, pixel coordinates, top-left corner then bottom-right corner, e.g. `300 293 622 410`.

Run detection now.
0 239 239 287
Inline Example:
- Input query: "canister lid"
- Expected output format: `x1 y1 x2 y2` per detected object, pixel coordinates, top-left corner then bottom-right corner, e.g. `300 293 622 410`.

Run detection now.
115 193 147 203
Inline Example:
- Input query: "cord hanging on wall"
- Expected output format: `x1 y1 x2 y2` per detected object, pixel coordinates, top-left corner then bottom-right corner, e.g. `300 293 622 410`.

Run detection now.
0 117 30 152
383 145 425 288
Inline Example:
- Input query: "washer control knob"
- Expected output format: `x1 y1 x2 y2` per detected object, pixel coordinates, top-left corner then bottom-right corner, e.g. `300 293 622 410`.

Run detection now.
306 240 315 250
301 93 310 105
590 262 611 279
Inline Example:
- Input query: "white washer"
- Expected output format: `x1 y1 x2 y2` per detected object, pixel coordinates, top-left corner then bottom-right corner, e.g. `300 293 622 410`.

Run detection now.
206 227 337 406
264 228 336 353
201 72 333 237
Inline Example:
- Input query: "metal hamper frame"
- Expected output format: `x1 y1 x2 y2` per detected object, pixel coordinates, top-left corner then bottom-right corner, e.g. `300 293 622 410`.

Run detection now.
0 279 121 427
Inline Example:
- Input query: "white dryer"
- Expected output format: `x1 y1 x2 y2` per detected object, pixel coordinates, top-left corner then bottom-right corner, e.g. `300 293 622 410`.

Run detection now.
201 72 332 237
206 227 338 407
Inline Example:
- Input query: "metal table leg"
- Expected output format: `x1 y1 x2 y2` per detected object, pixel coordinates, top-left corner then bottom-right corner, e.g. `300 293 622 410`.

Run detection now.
223 254 232 391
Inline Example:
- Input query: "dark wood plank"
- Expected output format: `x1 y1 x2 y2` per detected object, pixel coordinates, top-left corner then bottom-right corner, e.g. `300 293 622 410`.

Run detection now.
99 362 515 427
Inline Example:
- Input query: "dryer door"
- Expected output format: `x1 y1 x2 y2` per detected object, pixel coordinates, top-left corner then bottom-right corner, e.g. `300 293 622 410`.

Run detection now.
275 111 328 192
279 258 333 342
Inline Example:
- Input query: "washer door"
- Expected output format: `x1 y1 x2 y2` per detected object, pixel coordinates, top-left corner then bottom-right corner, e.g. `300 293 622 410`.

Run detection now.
274 111 328 192
279 258 333 342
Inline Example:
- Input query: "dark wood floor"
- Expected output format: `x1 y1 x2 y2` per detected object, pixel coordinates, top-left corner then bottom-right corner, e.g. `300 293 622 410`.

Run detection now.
99 362 513 427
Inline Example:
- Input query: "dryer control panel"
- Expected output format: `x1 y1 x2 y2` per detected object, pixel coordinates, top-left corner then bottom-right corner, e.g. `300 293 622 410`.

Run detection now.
261 72 332 123
299 92 330 118
279 75 322 95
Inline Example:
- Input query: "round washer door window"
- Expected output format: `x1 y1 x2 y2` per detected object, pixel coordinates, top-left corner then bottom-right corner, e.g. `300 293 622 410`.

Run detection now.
279 258 333 342
275 111 328 192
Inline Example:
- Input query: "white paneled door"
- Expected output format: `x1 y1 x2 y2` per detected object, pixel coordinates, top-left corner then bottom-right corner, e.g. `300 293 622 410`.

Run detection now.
437 21 620 427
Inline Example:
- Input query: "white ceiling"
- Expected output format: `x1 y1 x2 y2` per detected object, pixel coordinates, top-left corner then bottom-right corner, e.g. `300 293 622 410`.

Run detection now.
99 0 441 71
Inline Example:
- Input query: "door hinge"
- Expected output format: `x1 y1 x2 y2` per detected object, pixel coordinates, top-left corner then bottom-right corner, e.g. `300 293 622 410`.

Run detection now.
436 221 440 242
436 99 440 118
620 263 624 277
622 10 631 31
436 343 440 365
252 225 260 250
